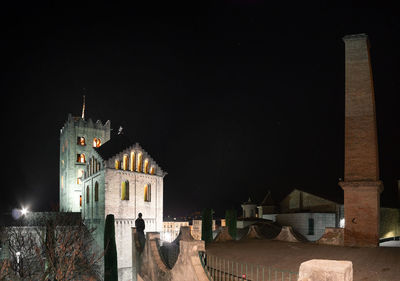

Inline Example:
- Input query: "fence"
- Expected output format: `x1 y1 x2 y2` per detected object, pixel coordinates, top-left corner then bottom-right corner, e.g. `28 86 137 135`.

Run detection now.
199 252 298 281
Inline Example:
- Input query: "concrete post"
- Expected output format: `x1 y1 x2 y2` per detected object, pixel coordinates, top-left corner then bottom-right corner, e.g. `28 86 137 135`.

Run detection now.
298 259 353 281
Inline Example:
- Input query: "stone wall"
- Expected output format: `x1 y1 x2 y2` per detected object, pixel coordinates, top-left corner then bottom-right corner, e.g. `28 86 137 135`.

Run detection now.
136 228 209 281
276 213 336 241
380 207 400 239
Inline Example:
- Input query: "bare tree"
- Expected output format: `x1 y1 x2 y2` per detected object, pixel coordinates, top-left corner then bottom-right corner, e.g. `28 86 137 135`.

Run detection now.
2 215 103 281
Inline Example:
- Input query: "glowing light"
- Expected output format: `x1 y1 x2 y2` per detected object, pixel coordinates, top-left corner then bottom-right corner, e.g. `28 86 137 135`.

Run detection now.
21 207 29 216
340 218 345 228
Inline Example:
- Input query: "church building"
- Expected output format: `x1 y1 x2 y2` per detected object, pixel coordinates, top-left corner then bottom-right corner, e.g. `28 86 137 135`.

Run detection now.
59 104 166 280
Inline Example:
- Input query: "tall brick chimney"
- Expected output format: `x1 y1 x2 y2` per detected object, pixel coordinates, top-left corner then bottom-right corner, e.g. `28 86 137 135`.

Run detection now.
339 34 383 247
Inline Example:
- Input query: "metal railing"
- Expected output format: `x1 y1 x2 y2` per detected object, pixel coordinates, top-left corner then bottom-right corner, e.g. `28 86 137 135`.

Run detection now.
199 252 298 281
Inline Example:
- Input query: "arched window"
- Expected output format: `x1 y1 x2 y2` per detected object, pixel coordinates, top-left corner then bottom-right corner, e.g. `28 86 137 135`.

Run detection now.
137 153 143 172
123 155 128 170
121 181 129 200
150 166 155 175
86 186 90 204
144 184 151 202
61 176 64 189
77 153 86 163
95 182 99 202
93 138 101 147
144 159 149 174
77 169 84 184
115 160 120 170
130 151 135 171
77 137 86 146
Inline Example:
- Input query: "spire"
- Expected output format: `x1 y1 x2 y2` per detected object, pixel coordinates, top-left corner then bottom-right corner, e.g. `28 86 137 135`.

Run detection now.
81 95 86 120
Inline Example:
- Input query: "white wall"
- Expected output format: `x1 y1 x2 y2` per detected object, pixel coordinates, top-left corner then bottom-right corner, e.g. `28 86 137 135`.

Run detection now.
276 213 336 241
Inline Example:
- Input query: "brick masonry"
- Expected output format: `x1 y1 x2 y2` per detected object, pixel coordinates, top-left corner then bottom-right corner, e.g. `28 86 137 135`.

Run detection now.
340 34 383 247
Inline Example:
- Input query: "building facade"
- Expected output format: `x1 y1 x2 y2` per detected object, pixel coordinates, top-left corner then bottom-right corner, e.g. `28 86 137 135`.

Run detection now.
60 112 165 281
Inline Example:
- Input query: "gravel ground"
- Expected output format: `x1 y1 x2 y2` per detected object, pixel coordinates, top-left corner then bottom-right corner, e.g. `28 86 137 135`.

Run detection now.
206 239 400 281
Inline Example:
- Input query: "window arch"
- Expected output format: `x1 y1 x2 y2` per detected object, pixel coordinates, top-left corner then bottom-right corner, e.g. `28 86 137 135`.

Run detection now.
77 153 86 163
93 138 101 147
77 137 86 146
150 166 155 175
121 181 129 200
144 184 151 202
115 160 120 170
130 151 135 171
144 159 149 174
95 182 99 202
86 186 90 204
137 153 143 172
123 155 128 170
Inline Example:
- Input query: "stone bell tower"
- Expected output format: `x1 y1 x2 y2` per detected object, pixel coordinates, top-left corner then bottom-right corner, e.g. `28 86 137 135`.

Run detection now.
339 34 383 247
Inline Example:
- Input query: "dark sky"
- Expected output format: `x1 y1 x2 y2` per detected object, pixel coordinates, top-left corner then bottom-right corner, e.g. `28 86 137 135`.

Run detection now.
1 2 399 217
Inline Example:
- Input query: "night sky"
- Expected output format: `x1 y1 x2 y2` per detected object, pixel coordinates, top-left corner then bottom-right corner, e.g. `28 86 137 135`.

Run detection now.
1 2 399 217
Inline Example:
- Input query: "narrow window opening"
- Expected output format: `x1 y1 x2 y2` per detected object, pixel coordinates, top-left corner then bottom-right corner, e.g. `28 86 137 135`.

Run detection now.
123 155 128 170
86 186 90 204
144 184 151 202
308 218 314 235
77 137 86 146
95 182 99 202
144 159 149 174
115 160 120 170
130 151 135 171
93 138 101 147
77 153 86 163
121 181 129 200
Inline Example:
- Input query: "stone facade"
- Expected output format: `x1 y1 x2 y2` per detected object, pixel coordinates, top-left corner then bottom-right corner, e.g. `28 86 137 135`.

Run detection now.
340 34 383 247
59 114 110 212
276 213 336 241
59 111 165 281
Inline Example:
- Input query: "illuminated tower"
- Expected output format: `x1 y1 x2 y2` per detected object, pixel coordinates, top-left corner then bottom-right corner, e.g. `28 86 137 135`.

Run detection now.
59 101 111 212
339 34 383 247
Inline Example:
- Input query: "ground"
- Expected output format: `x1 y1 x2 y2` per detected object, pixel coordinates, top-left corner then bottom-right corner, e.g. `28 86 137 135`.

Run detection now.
206 240 400 281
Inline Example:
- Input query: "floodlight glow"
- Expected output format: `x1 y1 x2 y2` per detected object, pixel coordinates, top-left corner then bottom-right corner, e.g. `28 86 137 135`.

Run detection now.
21 207 29 216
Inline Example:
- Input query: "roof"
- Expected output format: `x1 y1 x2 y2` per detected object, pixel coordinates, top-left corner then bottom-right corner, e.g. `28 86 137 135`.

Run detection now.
260 190 274 206
94 133 133 160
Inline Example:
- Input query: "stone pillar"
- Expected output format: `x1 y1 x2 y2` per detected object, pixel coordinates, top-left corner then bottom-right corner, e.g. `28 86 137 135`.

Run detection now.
131 227 139 281
298 259 353 281
339 34 383 247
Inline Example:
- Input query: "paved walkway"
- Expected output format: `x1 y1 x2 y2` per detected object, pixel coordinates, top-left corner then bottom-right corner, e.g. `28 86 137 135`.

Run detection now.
206 240 400 281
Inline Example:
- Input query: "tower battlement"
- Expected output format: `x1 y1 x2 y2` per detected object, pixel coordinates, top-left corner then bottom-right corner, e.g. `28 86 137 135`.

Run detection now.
60 113 111 134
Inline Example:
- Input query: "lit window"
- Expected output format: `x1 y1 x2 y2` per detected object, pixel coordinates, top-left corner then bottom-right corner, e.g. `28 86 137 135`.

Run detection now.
86 186 90 204
95 182 99 202
150 166 155 175
130 151 135 171
77 178 82 184
137 153 143 172
77 154 86 163
80 195 82 207
144 159 149 174
144 184 151 202
61 176 64 189
77 137 86 146
123 155 128 170
115 160 120 170
121 181 129 200
93 138 101 147
61 160 64 167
